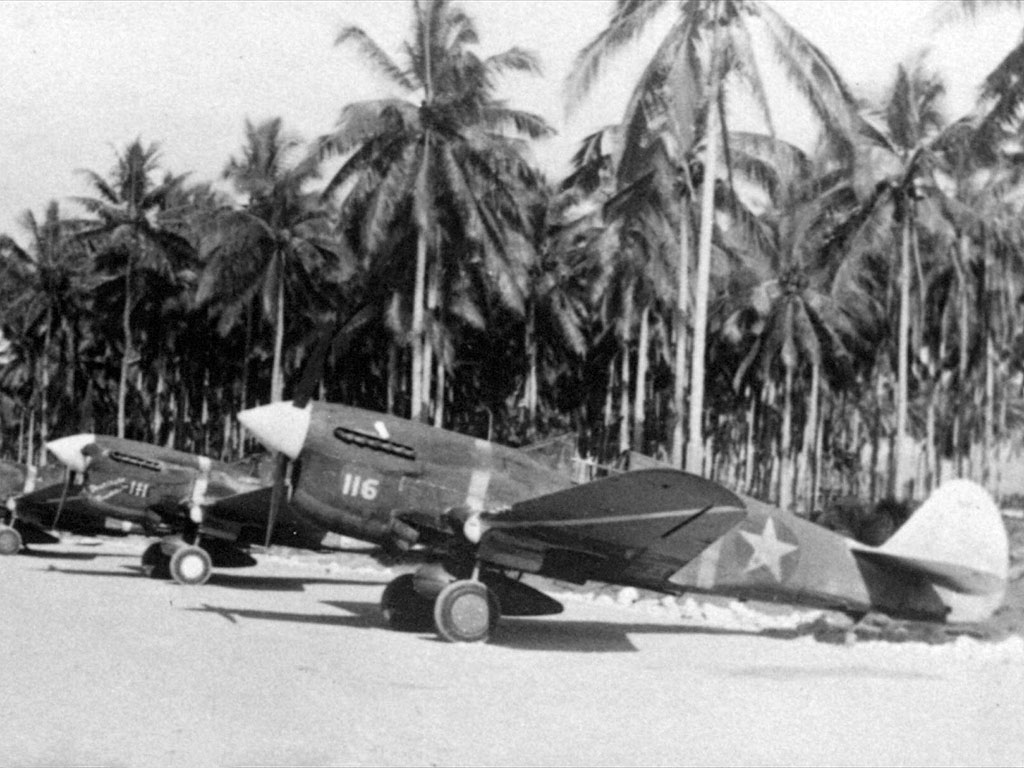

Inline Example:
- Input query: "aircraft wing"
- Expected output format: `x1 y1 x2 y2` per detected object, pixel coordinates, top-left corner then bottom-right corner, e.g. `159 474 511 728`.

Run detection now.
13 482 143 535
476 469 748 588
201 486 274 523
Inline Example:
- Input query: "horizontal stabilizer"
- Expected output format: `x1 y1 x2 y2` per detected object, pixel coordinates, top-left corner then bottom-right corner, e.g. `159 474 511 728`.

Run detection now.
850 479 1008 597
850 548 1005 595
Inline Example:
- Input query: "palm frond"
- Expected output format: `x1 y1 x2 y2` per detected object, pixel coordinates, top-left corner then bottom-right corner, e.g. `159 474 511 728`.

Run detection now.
484 47 543 77
364 142 420 254
478 104 555 138
335 25 418 92
758 1 858 151
728 11 774 134
564 0 670 111
318 100 419 161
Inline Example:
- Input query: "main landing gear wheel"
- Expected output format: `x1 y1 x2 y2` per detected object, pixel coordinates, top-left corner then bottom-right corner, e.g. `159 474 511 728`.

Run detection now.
0 525 22 556
169 545 212 586
381 574 435 631
141 542 171 579
433 580 501 643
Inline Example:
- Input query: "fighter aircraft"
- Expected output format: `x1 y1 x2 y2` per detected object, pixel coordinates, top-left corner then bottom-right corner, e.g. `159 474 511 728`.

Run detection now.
238 400 1010 643
3 435 345 585
0 459 104 553
2 461 148 554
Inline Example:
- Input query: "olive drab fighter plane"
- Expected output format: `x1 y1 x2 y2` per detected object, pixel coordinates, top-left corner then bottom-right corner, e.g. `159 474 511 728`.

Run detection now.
2 435 344 585
237 400 1010 644
0 459 134 553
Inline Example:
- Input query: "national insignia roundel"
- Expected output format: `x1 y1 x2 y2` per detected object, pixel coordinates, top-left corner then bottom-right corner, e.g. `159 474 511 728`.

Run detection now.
735 515 800 582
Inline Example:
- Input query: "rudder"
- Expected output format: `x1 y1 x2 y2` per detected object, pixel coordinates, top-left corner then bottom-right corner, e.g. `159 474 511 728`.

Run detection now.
878 479 1008 622
882 479 1008 581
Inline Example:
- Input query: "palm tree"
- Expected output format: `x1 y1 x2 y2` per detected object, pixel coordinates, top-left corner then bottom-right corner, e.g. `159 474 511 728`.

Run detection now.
196 117 344 404
567 0 858 474
721 137 867 510
834 62 951 497
0 203 93 462
519 185 594 437
74 139 194 437
317 0 553 421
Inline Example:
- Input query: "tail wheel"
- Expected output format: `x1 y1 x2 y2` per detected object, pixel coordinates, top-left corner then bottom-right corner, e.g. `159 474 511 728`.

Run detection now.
141 542 171 579
433 580 500 643
381 574 435 631
169 545 212 586
0 526 22 556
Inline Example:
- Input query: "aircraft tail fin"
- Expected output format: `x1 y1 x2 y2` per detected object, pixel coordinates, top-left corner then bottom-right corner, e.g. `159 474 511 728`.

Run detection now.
850 479 1009 622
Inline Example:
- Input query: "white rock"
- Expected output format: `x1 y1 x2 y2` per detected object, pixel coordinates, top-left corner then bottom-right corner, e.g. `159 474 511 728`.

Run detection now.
616 586 640 606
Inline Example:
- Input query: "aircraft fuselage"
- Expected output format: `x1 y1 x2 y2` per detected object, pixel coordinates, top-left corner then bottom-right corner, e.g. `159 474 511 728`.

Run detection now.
288 403 573 546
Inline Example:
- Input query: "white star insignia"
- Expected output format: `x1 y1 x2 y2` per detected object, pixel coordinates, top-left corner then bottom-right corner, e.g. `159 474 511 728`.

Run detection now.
740 518 798 581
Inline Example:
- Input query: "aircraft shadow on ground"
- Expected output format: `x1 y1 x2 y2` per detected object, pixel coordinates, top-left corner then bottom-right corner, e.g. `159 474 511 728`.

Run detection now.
187 600 382 630
38 565 391 592
38 565 141 579
185 596 778 653
19 549 101 561
490 616 768 653
202 572 386 592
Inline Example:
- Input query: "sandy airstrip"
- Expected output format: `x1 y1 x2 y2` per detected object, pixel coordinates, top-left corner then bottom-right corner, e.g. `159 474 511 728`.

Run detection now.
2 535 1022 767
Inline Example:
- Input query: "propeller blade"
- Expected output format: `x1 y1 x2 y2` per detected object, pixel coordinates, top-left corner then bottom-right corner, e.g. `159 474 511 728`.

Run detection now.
51 466 73 532
292 303 375 407
264 452 289 549
252 301 374 549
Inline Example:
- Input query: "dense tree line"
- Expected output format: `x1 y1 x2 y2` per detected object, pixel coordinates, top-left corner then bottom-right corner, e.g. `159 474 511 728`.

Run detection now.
3 0 1024 512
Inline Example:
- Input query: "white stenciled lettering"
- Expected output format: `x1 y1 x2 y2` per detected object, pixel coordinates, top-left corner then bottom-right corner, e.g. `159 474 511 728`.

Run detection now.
127 480 150 497
341 473 380 501
360 478 379 500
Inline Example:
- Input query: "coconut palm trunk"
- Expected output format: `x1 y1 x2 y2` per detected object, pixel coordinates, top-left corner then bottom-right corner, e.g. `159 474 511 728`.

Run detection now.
117 249 134 438
387 343 399 415
433 353 445 429
525 304 539 429
631 305 651 452
686 15 721 475
270 263 286 403
743 394 756 493
422 255 440 422
895 209 912 498
411 230 428 421
779 364 795 511
671 218 691 466
955 232 972 476
984 327 995 487
618 336 632 455
798 360 820 514
38 309 52 466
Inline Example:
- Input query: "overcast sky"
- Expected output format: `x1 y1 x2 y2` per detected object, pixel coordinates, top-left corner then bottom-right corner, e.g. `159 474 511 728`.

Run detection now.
1 0 1021 245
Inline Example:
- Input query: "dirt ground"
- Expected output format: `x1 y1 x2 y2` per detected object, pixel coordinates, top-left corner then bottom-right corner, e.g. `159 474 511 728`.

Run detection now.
1 534 1022 768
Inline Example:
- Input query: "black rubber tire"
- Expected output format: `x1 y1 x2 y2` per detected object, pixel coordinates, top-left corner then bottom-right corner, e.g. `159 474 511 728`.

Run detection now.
381 574 435 632
0 526 22 556
433 580 500 643
169 545 212 586
141 542 172 579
